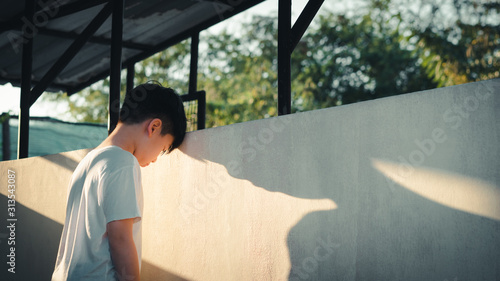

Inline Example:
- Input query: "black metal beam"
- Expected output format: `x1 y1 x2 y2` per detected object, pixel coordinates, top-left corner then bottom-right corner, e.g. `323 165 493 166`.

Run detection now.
29 3 113 107
278 0 291 116
108 0 124 135
0 0 108 34
18 0 35 159
66 0 266 96
188 32 203 129
290 0 324 51
39 28 152 51
189 32 199 94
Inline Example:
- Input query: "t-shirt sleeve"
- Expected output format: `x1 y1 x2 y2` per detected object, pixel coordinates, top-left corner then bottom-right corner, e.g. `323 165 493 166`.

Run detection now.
101 165 142 224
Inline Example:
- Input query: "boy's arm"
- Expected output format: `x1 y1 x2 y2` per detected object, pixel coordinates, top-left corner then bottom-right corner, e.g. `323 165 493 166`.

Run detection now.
107 218 140 281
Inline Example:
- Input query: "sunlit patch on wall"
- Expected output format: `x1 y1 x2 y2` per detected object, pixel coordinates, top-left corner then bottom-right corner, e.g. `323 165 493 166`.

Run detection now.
371 158 500 221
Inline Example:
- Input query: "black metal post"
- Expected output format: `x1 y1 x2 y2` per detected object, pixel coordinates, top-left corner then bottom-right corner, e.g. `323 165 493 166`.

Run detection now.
108 0 124 135
197 91 206 130
18 0 35 159
189 32 199 94
278 0 291 115
1 114 11 161
126 63 135 94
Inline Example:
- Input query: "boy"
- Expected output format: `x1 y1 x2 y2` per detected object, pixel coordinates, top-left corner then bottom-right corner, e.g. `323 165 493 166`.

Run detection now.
52 82 187 281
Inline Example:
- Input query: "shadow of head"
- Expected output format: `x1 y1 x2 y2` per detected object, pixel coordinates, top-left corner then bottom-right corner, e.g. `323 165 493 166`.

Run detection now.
177 114 343 200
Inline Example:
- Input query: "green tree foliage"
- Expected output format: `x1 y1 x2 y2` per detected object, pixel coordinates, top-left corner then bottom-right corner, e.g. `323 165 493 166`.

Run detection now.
292 11 435 109
42 0 498 126
389 0 500 86
134 40 191 93
199 17 279 127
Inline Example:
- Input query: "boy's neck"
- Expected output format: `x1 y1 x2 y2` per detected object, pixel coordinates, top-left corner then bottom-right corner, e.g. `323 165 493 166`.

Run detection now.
97 122 141 155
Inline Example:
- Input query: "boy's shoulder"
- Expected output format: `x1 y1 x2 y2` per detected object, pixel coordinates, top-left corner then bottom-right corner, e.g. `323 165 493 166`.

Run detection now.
81 145 138 173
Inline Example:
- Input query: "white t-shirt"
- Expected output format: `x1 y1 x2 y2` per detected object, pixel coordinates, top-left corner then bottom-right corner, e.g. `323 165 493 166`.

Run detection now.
52 145 143 281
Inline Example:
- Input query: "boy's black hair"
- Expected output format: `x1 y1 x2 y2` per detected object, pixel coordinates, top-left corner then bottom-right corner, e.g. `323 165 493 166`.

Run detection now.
119 82 187 152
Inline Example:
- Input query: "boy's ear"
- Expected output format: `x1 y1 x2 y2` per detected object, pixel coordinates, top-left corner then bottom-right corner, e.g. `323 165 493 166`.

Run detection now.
147 118 163 137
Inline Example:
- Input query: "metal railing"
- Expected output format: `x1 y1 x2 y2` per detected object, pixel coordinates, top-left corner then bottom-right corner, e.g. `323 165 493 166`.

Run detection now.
180 90 206 132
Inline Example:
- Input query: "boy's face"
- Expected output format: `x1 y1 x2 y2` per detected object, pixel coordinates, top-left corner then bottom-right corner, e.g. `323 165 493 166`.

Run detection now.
138 133 174 168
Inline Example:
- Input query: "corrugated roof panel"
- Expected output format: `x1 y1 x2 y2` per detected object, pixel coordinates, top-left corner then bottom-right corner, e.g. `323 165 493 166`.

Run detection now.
53 44 111 84
31 36 74 77
45 4 106 33
59 46 141 85
0 0 23 22
0 0 265 93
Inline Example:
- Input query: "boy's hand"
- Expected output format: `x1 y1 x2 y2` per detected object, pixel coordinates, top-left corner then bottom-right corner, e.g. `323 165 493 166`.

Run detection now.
107 218 140 281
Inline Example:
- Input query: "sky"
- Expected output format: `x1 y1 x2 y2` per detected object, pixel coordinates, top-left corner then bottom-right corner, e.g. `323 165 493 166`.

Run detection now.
0 0 335 119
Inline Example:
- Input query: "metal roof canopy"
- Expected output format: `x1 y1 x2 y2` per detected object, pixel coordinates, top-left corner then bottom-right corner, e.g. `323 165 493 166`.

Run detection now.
0 0 324 159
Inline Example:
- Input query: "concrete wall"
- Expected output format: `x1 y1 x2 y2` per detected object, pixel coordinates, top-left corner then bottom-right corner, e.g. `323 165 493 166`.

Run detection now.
1 79 499 281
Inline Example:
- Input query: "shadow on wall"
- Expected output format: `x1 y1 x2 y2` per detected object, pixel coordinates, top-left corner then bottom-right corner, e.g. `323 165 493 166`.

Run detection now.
41 153 81 172
0 194 62 281
0 194 190 281
142 261 192 281
39 148 94 172
0 149 91 280
177 79 500 280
